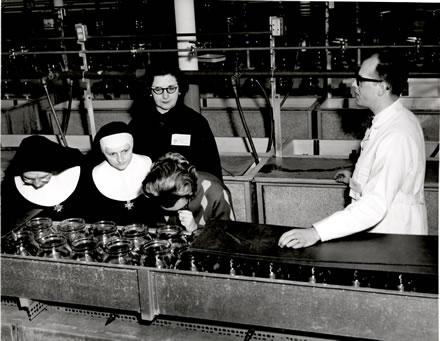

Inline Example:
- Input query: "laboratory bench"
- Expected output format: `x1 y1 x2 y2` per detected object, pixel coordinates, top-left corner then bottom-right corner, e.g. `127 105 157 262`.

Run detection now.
1 220 438 341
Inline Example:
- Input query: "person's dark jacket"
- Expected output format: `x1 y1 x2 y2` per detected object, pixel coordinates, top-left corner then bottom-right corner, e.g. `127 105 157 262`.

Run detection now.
128 99 223 180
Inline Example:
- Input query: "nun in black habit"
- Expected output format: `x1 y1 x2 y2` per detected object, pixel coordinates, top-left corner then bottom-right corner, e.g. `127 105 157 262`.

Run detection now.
79 121 154 226
1 135 85 235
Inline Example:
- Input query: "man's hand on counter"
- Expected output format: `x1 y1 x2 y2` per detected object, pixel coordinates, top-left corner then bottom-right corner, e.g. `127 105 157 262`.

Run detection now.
334 169 352 185
278 227 321 249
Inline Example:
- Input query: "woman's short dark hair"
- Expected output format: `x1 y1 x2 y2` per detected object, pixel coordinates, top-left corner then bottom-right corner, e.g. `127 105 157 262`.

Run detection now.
144 62 189 95
374 50 408 96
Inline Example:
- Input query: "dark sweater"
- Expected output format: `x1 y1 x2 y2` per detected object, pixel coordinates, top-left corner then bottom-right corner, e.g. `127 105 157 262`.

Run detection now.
128 99 223 180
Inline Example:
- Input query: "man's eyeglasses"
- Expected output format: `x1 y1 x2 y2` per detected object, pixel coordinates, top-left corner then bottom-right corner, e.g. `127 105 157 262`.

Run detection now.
151 85 178 95
356 74 383 86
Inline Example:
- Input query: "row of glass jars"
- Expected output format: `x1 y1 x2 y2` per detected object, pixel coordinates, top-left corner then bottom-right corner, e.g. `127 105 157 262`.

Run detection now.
4 217 192 268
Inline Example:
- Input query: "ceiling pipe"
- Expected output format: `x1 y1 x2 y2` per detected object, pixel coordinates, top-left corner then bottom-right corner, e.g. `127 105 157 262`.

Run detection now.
174 0 200 113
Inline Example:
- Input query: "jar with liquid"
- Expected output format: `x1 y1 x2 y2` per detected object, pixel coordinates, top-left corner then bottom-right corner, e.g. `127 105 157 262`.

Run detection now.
103 238 134 265
26 217 54 242
37 233 71 260
71 237 102 263
156 224 188 255
90 220 119 251
10 230 40 256
174 246 198 271
140 240 174 269
121 224 152 262
58 218 87 244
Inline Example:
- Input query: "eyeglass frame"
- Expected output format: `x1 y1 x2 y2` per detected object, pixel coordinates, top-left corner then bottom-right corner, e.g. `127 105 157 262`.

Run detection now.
356 74 383 87
147 192 193 210
151 85 179 95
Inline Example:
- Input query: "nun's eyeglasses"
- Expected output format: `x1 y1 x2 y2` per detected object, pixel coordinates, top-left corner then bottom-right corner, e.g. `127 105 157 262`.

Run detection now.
151 85 178 95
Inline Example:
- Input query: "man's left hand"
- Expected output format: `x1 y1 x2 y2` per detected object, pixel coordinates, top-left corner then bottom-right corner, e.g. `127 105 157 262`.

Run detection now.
278 227 321 249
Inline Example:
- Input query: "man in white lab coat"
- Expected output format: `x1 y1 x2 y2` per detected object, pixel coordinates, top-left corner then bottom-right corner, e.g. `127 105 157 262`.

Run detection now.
279 50 428 249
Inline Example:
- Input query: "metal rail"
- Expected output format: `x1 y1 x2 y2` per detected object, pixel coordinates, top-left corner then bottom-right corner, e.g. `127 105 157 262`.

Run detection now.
2 70 440 81
3 44 440 57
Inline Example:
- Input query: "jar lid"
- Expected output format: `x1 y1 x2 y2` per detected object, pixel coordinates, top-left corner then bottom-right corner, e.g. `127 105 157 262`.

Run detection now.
156 224 183 239
141 239 171 254
58 218 86 233
39 233 67 248
105 238 132 254
26 217 53 230
122 224 146 238
72 237 97 252
91 220 117 235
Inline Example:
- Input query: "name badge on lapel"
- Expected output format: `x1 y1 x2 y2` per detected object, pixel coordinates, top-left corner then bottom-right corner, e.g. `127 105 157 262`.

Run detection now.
171 134 191 146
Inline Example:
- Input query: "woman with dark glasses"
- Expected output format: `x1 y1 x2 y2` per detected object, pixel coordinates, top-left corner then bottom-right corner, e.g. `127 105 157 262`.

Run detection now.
143 153 234 233
129 62 223 181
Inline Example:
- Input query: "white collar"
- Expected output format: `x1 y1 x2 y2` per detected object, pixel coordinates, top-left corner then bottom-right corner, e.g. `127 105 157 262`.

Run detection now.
92 154 151 201
371 99 403 129
15 166 81 207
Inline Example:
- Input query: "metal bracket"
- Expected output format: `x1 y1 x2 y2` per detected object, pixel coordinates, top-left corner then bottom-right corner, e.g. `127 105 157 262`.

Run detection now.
18 298 47 321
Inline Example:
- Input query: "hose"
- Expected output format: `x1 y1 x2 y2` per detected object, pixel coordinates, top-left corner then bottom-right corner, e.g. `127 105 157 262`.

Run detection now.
62 78 74 135
42 77 69 147
254 79 274 153
231 74 259 165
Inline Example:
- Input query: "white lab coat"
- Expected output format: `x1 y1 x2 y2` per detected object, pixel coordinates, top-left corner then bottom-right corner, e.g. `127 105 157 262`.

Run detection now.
314 99 428 241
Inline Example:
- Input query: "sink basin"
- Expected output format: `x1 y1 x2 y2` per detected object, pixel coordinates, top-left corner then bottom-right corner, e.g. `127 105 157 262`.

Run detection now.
282 139 438 159
282 139 360 157
318 98 365 110
319 97 440 111
400 97 440 111
216 137 271 154
201 97 318 109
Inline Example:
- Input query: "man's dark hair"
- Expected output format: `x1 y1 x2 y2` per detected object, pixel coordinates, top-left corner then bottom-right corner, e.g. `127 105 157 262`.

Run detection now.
374 50 408 96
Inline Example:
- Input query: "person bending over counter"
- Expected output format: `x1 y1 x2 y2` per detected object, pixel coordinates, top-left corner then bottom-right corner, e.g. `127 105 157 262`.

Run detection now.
142 152 235 233
80 121 153 226
279 49 428 249
128 62 223 181
1 135 85 235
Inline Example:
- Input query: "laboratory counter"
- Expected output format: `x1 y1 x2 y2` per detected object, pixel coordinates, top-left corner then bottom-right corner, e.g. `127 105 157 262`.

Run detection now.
1 219 438 341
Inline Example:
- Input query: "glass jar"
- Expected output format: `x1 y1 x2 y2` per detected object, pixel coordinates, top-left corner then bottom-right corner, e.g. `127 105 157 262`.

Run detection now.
174 246 198 271
156 224 188 255
26 217 54 242
36 233 71 260
140 240 174 269
121 224 152 261
58 218 87 244
71 237 102 263
90 220 119 251
10 230 40 256
103 238 133 265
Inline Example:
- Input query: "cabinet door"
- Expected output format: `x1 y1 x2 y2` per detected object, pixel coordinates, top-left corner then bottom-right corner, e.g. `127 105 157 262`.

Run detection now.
224 180 255 223
257 182 438 235
256 182 346 227
425 188 439 235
